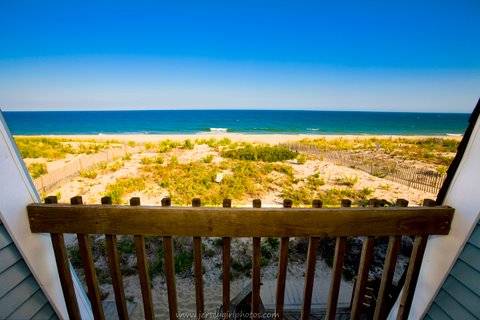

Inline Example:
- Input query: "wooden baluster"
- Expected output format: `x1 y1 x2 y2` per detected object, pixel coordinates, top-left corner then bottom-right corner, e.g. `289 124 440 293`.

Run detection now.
300 199 322 320
162 197 178 320
275 199 292 319
45 196 81 320
396 199 433 320
373 199 408 320
325 199 350 319
351 198 379 319
102 196 129 320
252 199 262 320
350 236 375 320
192 198 204 320
130 197 154 320
71 196 105 320
222 199 232 320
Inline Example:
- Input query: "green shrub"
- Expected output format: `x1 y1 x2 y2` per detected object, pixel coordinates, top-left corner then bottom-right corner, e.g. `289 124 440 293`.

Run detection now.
28 163 47 178
202 155 214 163
66 245 82 268
151 246 165 277
141 159 292 205
157 140 180 153
182 139 194 150
297 154 307 164
104 177 146 204
108 160 124 172
141 157 154 165
79 168 97 179
117 236 135 254
15 137 74 159
221 145 297 162
282 186 373 207
175 248 193 274
335 176 359 187
306 173 325 188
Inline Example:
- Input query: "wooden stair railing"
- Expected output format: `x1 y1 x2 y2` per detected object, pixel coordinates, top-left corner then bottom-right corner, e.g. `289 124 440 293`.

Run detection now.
27 197 454 320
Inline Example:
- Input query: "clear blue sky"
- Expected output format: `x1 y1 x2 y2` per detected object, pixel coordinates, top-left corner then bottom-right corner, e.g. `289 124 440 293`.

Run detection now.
0 1 478 112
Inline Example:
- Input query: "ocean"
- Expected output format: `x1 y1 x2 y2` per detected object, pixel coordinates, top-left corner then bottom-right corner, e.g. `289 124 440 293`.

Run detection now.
2 110 469 135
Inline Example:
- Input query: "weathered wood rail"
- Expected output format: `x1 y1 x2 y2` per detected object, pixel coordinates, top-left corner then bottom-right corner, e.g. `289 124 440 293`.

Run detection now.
27 197 453 320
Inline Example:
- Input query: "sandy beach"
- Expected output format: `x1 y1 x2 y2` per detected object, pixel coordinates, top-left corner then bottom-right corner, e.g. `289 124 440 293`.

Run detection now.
19 133 459 208
25 133 461 144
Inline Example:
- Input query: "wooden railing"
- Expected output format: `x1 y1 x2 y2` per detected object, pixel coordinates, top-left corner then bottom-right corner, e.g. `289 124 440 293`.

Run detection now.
27 197 454 320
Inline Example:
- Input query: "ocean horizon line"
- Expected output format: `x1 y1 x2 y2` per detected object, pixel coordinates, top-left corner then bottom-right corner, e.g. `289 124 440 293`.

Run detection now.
3 109 469 136
2 109 470 115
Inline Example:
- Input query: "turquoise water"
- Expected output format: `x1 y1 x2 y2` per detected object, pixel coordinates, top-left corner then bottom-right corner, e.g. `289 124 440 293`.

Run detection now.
3 110 469 135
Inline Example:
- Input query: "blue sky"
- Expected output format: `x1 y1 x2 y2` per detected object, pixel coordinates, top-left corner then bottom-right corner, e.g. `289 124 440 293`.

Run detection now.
0 1 479 112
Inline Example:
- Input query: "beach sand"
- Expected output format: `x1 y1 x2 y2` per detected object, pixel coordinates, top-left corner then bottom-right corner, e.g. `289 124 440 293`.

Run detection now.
26 132 448 207
25 132 461 144
23 133 451 318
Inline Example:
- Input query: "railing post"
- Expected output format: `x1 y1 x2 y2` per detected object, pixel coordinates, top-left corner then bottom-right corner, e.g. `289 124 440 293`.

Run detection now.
351 199 377 320
373 199 408 320
130 197 155 320
192 198 204 320
326 199 349 319
72 196 105 320
251 199 262 320
45 196 82 320
102 196 129 320
301 199 322 320
162 197 178 320
275 199 291 319
396 199 434 320
222 199 232 320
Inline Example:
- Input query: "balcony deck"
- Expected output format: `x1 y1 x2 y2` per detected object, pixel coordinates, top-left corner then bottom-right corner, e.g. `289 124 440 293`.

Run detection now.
26 196 454 320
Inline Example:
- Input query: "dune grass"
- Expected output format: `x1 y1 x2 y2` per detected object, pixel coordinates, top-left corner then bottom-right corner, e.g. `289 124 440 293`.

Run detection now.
141 158 293 205
221 144 298 162
298 137 459 166
104 177 146 204
14 137 114 160
27 162 48 178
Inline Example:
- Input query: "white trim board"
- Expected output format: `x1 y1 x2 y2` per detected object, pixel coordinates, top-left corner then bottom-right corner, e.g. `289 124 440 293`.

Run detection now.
0 112 93 320
388 114 480 319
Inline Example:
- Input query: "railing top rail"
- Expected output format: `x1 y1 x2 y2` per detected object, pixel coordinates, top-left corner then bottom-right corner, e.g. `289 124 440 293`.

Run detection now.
27 203 453 237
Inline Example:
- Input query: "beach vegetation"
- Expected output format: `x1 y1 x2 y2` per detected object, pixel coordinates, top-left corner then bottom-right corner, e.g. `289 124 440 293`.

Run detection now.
15 137 74 159
202 155 214 163
296 154 307 164
282 184 373 207
141 159 293 205
107 159 124 172
14 137 114 160
436 165 448 175
298 137 459 165
335 175 359 187
79 168 98 179
140 156 155 165
157 140 180 153
194 137 233 149
221 144 298 162
182 139 194 150
169 156 179 165
104 177 146 204
27 162 48 178
117 236 135 254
